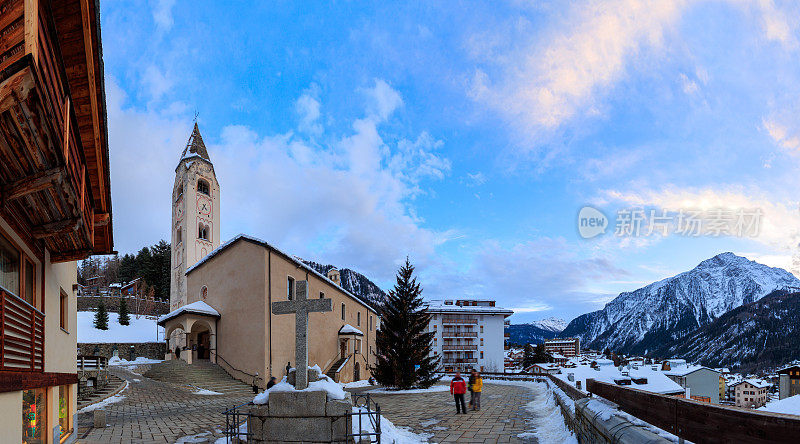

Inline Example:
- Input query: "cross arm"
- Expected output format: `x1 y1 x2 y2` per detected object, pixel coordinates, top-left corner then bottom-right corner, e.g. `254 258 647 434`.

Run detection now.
306 298 333 313
271 300 299 315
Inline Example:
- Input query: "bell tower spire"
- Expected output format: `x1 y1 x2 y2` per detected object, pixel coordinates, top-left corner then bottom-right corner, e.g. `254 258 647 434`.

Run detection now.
170 123 221 313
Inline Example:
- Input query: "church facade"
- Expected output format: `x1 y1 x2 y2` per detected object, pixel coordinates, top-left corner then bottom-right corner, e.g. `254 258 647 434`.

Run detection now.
160 126 377 386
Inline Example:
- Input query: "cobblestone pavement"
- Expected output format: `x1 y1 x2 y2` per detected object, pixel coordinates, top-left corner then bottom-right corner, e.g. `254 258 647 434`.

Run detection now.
364 382 540 443
77 366 252 443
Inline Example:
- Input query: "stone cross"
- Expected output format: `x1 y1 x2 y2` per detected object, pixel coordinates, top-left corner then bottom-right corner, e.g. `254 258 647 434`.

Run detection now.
272 280 332 390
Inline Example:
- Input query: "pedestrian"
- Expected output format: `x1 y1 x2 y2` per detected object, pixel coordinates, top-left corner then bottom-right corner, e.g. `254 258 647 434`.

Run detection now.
450 371 468 414
468 369 477 408
266 377 277 389
286 361 292 376
175 346 181 359
472 372 483 411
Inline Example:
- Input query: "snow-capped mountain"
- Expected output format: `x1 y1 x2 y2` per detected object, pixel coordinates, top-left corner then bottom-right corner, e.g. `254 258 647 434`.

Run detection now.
533 317 568 333
560 252 800 355
650 289 800 371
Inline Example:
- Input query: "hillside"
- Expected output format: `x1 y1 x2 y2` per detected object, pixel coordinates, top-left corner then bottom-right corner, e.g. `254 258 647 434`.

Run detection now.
301 260 387 308
560 252 800 355
650 290 800 372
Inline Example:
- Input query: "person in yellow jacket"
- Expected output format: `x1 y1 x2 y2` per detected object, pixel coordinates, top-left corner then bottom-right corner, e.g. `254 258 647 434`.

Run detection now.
472 372 483 411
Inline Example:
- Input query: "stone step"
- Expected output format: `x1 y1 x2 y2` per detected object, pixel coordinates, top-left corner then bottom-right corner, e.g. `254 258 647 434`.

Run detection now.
144 360 252 394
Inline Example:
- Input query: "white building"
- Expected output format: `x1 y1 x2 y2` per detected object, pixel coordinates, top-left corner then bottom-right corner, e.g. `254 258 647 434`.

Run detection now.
426 299 513 373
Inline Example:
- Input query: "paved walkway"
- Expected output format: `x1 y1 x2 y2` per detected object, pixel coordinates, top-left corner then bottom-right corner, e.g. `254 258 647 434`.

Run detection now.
365 381 539 443
77 366 252 443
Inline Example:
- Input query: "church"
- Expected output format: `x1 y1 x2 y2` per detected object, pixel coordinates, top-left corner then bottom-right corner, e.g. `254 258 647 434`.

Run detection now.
158 124 378 386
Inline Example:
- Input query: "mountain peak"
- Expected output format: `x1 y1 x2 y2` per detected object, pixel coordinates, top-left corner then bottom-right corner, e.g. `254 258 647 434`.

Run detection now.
534 317 568 332
696 252 746 269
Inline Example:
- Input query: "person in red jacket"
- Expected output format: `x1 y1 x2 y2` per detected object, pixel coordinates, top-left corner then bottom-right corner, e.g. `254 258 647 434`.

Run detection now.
450 371 468 414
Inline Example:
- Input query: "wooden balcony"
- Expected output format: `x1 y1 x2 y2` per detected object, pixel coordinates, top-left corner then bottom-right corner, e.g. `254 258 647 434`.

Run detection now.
0 0 112 262
0 287 44 372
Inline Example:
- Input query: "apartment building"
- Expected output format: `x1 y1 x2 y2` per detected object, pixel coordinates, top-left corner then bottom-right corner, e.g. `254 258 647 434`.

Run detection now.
0 1 113 442
778 365 800 400
544 338 581 358
662 360 721 403
426 299 513 373
733 379 770 408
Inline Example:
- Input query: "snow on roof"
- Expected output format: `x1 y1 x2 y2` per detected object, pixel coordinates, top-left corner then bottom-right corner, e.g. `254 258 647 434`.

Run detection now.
759 395 800 416
185 234 378 314
732 379 771 389
664 364 719 377
550 353 567 359
338 324 363 336
425 300 513 316
555 363 684 395
158 301 220 325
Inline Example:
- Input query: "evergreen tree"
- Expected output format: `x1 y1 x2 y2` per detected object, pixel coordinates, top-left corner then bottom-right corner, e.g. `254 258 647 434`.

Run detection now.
118 297 130 326
373 258 440 389
94 302 109 330
534 343 550 363
522 343 535 368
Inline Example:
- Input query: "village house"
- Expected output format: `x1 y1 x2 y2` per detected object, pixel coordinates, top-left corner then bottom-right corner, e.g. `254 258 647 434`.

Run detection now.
158 129 377 386
661 359 721 403
0 0 113 441
778 365 800 400
732 379 770 408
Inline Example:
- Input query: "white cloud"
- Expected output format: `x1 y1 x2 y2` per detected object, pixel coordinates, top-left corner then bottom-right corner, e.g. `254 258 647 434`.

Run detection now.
152 0 176 32
763 116 800 152
754 0 798 49
142 65 173 101
108 77 451 282
295 86 323 135
465 172 487 186
679 73 700 95
364 79 403 121
468 0 686 144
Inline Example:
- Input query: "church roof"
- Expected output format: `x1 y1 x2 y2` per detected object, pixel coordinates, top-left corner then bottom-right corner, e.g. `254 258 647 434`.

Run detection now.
157 300 220 325
179 122 211 163
185 234 379 315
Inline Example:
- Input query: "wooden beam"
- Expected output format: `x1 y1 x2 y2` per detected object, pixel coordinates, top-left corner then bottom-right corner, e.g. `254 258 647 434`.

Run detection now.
79 0 104 210
0 371 77 393
30 217 79 238
23 0 38 64
93 212 109 227
2 166 62 201
49 248 92 263
62 95 70 166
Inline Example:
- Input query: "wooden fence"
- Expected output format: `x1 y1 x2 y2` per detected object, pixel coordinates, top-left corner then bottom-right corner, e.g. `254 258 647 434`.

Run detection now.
587 379 800 444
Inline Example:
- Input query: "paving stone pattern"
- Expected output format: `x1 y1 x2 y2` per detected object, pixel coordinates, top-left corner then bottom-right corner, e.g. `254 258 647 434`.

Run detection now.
77 366 252 443
366 382 539 443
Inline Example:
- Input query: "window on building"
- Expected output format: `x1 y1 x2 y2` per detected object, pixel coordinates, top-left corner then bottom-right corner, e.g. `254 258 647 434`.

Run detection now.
59 385 72 439
198 224 209 241
369 316 372 331
480 325 484 333
0 233 20 296
480 338 484 345
60 290 68 331
176 227 182 244
341 303 346 320
357 312 361 326
197 179 210 195
319 291 325 299
23 388 46 442
201 286 208 300
480 351 484 359
23 258 34 307
433 324 437 330
287 276 295 300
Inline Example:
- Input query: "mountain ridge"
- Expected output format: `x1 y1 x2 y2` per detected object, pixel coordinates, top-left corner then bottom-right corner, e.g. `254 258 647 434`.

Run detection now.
300 260 387 309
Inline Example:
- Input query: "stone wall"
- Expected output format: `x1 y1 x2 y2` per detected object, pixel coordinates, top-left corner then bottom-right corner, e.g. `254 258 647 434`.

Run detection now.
547 381 671 443
78 342 166 361
77 295 169 315
248 391 353 443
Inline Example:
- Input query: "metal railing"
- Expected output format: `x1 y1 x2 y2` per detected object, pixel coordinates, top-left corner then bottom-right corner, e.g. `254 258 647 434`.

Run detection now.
442 344 478 351
348 393 381 443
441 316 478 324
441 358 478 364
441 330 478 338
223 402 254 443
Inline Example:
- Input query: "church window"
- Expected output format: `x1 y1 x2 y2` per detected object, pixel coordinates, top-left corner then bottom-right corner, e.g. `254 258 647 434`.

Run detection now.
357 312 361 326
176 227 182 244
369 316 372 331
197 179 210 195
287 277 295 300
341 303 346 321
200 286 208 300
198 224 209 241
319 291 324 299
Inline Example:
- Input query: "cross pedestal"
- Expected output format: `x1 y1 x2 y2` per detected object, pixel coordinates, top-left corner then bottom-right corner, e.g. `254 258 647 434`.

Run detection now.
272 280 332 390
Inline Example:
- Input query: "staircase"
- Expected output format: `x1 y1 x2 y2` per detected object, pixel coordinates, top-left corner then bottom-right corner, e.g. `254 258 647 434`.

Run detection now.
144 359 253 395
326 356 348 381
78 374 125 410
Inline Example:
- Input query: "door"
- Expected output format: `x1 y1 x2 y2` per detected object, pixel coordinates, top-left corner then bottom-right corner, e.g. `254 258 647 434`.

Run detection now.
354 362 360 381
197 332 210 359
340 340 347 359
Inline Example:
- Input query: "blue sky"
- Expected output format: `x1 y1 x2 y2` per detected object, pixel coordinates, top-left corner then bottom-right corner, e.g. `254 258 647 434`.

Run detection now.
102 0 800 323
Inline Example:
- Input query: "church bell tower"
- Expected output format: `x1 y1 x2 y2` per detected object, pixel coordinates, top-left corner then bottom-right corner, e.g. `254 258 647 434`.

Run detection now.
170 123 221 311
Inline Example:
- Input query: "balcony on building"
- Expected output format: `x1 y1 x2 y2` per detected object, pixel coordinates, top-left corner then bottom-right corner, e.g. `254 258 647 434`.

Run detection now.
441 329 478 338
442 344 478 351
0 0 112 375
441 315 478 325
442 358 478 364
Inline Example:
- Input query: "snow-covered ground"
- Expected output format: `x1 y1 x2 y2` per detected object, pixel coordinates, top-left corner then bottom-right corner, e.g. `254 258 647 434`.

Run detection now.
522 383 579 443
759 395 800 415
78 311 164 343
366 384 451 394
108 356 162 366
77 381 129 413
352 406 432 443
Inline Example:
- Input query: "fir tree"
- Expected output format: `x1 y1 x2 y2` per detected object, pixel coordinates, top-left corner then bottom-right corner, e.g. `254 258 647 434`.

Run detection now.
373 258 440 389
94 302 109 330
118 297 130 326
522 343 535 368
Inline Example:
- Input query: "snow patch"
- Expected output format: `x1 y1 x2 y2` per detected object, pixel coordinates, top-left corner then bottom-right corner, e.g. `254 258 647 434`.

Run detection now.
78 311 164 343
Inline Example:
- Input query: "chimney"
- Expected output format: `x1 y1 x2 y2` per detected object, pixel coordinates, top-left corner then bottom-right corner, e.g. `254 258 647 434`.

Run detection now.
327 267 341 286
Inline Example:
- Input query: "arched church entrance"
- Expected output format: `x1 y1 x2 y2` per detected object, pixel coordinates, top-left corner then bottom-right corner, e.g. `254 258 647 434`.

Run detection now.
189 319 213 361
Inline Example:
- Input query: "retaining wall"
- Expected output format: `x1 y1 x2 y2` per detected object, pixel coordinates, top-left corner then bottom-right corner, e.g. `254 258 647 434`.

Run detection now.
77 295 169 315
78 342 166 361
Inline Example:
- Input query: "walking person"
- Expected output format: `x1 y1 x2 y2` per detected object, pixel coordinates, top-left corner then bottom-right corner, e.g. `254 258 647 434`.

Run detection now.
468 369 477 408
450 371 468 414
266 377 277 389
472 372 483 411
